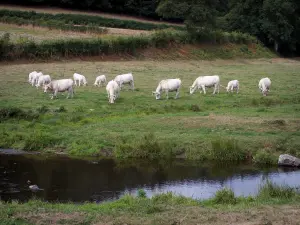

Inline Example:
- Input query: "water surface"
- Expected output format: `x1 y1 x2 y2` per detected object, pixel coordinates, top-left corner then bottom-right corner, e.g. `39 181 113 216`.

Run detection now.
1 154 299 203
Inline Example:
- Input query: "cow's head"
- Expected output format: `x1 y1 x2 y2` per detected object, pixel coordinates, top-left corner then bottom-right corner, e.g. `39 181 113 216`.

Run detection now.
152 91 160 100
189 86 196 94
43 84 52 93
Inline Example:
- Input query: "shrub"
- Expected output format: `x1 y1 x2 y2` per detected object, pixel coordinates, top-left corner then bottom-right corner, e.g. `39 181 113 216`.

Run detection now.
137 189 147 198
212 188 237 204
210 137 247 161
257 181 297 200
0 107 39 121
253 150 277 165
23 132 61 151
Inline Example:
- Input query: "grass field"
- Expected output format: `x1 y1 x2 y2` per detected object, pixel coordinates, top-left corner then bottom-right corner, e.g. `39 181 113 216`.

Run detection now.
1 183 300 224
0 23 150 43
1 58 300 163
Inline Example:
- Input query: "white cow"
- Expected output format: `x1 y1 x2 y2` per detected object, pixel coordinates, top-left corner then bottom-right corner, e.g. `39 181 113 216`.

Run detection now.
44 79 74 99
30 71 43 86
190 75 220 95
106 80 120 104
258 77 271 96
114 73 134 90
28 71 37 84
36 75 51 88
73 73 87 86
94 75 107 87
226 80 239 93
152 78 181 100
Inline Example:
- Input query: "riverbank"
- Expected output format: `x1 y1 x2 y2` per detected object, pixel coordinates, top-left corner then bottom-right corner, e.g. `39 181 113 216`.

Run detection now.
1 182 300 225
1 59 300 164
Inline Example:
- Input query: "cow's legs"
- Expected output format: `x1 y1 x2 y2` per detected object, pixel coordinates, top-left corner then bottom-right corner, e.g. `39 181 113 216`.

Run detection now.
131 80 134 90
175 89 180 99
201 85 206 94
165 90 169 99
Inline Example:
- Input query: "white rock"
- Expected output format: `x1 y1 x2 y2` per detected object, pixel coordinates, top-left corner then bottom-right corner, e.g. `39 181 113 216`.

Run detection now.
278 154 300 167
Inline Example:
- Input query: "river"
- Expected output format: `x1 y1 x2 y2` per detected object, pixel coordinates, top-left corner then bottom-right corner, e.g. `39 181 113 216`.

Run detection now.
1 154 299 203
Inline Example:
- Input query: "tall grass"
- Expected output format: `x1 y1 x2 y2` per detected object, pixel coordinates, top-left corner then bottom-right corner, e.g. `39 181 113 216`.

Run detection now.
0 28 259 61
0 9 180 31
0 15 108 34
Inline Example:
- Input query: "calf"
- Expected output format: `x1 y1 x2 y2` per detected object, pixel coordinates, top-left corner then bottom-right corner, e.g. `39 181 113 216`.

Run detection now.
94 75 107 87
226 80 239 93
73 73 87 86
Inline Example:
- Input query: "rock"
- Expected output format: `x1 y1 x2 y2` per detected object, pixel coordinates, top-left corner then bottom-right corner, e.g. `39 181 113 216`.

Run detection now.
278 154 300 167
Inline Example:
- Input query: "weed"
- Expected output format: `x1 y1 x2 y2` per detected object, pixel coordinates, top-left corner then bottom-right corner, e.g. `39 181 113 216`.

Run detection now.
137 189 147 198
0 107 38 121
253 150 278 166
212 188 237 204
210 138 246 162
257 181 298 200
23 132 61 151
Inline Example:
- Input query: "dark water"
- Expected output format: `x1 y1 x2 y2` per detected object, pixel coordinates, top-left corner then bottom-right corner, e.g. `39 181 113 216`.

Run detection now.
1 154 300 203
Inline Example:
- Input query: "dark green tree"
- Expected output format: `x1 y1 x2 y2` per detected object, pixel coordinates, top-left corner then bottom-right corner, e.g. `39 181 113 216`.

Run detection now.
156 0 219 31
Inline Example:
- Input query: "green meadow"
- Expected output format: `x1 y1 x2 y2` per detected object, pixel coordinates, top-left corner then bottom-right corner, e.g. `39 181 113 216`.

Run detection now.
1 59 300 164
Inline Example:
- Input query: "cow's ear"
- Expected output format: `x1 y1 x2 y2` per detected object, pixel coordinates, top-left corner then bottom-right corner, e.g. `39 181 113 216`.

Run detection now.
152 91 156 95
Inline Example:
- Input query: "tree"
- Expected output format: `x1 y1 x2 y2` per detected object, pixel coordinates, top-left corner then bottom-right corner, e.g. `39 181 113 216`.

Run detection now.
226 0 300 54
156 0 219 31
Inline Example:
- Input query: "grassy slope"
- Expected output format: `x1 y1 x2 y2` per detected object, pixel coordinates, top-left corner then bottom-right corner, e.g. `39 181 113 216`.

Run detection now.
1 59 300 162
1 184 300 225
0 23 150 43
0 4 183 26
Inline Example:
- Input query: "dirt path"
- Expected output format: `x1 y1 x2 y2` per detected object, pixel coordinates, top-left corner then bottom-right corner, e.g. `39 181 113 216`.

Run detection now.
13 204 300 225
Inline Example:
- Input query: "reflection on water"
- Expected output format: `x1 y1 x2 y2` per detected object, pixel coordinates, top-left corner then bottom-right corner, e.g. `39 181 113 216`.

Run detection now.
0 154 299 203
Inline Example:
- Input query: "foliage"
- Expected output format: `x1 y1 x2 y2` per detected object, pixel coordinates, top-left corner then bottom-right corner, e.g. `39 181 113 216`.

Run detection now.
257 181 298 200
210 138 247 162
156 0 219 31
225 0 300 54
212 188 237 204
1 0 165 20
0 28 259 61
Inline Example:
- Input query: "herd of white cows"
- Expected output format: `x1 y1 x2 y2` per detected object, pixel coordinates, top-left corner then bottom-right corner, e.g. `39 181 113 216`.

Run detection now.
28 71 272 103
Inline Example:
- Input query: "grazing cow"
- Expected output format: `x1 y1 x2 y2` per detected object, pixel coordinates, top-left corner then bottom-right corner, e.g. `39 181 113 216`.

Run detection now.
106 80 120 104
36 75 51 88
114 73 134 90
94 75 107 87
258 77 271 96
44 79 74 99
30 72 43 86
226 80 239 93
152 78 181 100
190 75 220 95
73 73 87 86
28 71 37 84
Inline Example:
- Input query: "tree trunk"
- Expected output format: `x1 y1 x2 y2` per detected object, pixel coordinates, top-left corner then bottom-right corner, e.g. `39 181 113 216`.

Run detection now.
274 41 279 52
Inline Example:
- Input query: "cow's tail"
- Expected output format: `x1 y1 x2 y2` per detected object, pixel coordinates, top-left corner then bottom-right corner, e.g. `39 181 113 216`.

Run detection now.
220 84 227 89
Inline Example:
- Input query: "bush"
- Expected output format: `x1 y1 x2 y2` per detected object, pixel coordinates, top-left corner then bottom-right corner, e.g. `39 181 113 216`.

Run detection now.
0 107 39 121
114 133 175 159
137 189 147 198
257 181 297 200
210 137 247 161
253 150 277 165
23 132 61 151
212 188 237 204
